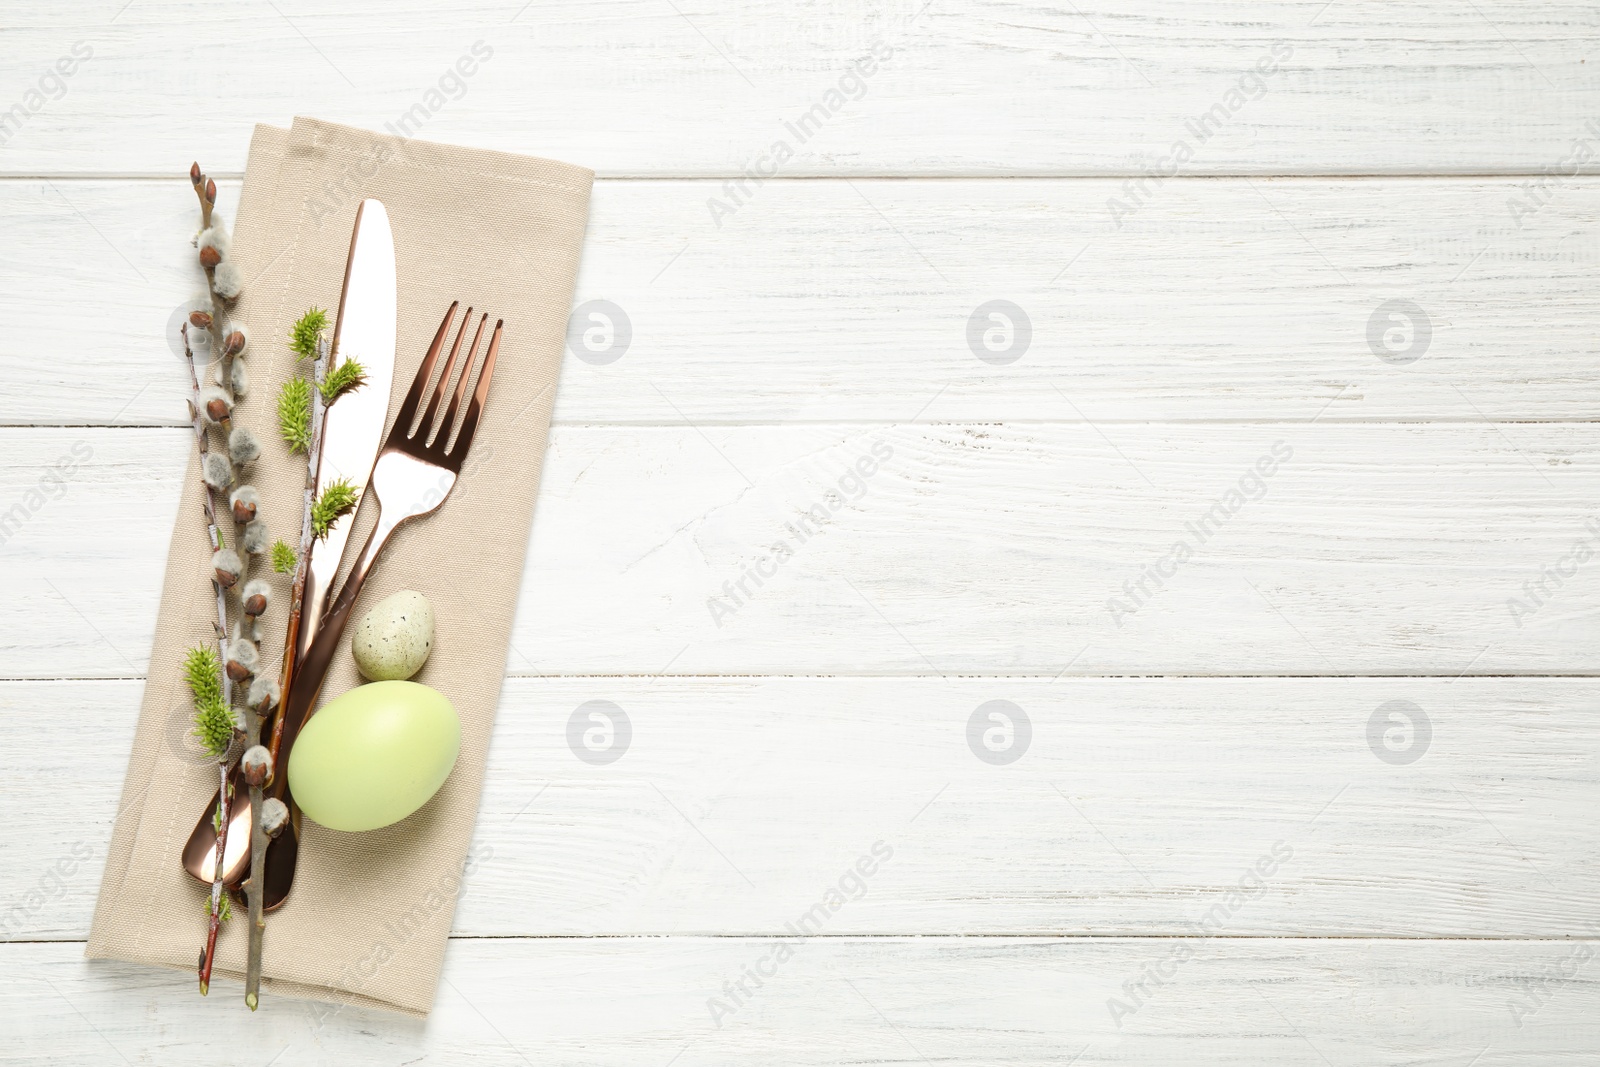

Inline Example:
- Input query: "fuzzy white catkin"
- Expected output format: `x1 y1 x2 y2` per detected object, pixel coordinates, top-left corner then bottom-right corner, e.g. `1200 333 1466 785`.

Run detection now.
228 637 260 675
241 745 273 783
242 519 270 555
190 288 215 318
197 220 230 257
229 426 261 466
211 548 242 584
241 577 271 609
230 485 259 522
247 675 281 712
260 797 290 837
212 261 243 299
201 452 233 491
230 357 250 397
197 385 232 425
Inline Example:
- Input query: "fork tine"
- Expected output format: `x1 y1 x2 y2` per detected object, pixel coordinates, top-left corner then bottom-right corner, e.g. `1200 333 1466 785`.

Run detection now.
395 301 458 439
419 306 472 442
438 313 487 452
450 319 502 460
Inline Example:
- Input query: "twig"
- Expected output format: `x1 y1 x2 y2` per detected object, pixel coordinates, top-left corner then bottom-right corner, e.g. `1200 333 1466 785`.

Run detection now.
267 334 326 763
244 713 266 1009
249 327 326 1004
191 165 238 397
188 162 262 1001
184 322 234 996
190 161 214 230
199 760 231 996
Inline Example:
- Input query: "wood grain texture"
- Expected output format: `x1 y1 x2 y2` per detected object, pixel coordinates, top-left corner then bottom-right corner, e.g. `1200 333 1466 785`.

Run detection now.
1 1 1597 177
5 938 1598 1065
4 424 1599 678
5 176 1600 426
5 0 1598 1054
7 677 1597 941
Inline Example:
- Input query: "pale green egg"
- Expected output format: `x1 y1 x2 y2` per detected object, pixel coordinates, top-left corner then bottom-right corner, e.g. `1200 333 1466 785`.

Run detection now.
288 680 460 832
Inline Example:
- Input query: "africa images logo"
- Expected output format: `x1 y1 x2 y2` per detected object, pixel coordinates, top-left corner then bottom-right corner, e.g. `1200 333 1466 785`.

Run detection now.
1106 440 1292 626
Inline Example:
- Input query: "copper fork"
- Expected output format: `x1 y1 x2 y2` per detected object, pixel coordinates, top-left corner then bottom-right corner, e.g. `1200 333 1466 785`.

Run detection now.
248 302 503 910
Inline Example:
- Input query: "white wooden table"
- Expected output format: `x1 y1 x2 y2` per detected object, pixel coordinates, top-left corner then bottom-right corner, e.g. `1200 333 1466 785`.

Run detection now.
4 1 1599 1062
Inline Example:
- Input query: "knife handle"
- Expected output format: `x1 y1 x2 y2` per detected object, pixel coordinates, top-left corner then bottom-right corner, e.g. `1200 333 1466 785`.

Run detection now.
255 503 405 909
269 503 401 793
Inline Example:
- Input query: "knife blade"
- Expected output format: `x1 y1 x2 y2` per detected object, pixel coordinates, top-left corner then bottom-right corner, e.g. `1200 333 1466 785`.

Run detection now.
298 197 398 659
181 199 397 889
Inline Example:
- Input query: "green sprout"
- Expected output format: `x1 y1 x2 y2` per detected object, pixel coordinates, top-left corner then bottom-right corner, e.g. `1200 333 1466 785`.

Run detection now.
320 357 368 403
270 539 298 575
183 645 233 759
277 375 312 454
311 478 359 539
289 307 329 361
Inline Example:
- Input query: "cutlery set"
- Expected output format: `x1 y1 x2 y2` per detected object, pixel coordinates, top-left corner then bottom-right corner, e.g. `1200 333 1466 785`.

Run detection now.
181 199 501 909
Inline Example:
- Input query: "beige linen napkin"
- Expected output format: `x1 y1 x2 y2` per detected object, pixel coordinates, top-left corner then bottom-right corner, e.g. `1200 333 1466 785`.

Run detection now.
87 118 592 1015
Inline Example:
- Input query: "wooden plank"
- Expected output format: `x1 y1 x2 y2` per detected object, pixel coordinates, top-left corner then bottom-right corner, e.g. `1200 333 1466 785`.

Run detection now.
1 2 1596 177
3 425 1599 678
5 938 1597 1064
8 676 1597 940
6 176 1600 427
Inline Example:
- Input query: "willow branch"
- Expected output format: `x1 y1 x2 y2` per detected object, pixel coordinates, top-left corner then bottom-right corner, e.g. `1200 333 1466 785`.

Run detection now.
249 330 326 1005
185 322 234 996
190 161 214 230
244 708 266 1009
267 333 326 763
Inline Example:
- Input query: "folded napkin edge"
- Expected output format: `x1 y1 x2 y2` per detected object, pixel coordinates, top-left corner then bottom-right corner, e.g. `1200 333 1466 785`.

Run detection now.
288 115 596 196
